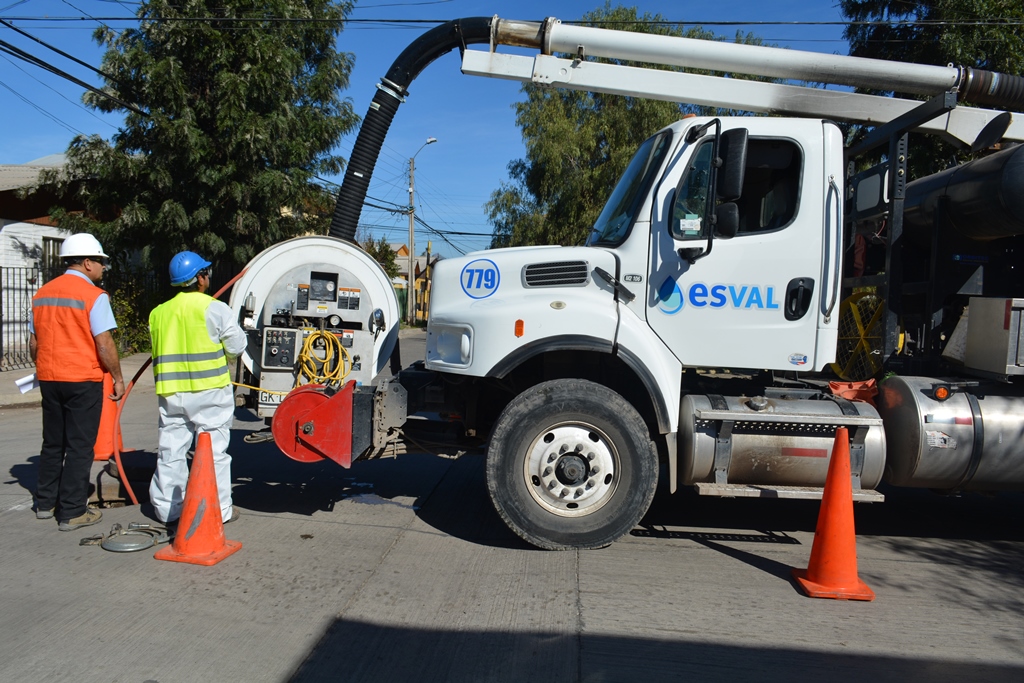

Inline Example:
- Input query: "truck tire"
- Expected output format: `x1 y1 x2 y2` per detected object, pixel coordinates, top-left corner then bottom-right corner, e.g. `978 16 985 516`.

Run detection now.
486 379 658 550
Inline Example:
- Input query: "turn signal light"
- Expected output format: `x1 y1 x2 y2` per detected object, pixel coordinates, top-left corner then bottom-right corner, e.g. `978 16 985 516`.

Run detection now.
514 319 525 338
933 385 951 401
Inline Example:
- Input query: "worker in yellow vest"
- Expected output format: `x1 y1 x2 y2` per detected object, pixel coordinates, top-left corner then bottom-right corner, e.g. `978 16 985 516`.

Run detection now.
148 251 246 528
31 233 125 531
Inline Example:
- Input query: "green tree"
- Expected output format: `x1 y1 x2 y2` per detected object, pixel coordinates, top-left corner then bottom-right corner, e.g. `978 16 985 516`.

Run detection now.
363 236 400 279
486 3 772 248
839 0 1024 174
41 0 359 273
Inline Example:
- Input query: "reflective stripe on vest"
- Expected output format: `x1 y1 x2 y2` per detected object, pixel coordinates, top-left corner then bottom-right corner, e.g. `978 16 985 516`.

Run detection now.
34 297 87 310
32 273 105 382
149 292 230 396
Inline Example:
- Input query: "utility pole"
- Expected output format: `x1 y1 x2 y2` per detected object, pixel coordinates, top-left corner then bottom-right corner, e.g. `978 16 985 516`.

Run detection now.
407 137 436 326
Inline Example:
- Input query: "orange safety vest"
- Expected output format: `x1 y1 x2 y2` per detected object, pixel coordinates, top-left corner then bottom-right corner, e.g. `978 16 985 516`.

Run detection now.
32 273 106 382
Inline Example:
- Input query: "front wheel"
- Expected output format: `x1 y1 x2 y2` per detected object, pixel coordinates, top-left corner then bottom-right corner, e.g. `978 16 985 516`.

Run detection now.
486 379 658 550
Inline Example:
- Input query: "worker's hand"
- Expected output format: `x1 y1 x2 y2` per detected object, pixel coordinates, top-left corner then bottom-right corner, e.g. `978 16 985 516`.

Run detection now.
109 378 126 401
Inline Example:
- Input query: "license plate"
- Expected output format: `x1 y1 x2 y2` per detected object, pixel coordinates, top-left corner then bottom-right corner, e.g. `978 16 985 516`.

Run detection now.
259 391 284 405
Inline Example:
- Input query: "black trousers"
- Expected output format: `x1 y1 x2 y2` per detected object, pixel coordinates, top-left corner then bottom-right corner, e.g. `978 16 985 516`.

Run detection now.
36 380 103 522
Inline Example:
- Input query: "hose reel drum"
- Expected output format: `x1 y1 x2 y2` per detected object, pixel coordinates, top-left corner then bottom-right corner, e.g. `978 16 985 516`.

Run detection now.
229 236 400 419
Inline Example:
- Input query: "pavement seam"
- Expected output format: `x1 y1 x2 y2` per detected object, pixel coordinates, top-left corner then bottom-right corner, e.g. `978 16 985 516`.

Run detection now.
575 547 583 683
288 454 456 679
1 498 34 515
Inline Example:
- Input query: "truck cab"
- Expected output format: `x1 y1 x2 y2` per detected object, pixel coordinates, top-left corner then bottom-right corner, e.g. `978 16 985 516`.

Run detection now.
604 116 845 374
426 116 845 429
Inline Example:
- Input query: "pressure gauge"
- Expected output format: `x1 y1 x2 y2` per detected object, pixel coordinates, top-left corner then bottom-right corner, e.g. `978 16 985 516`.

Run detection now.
328 314 342 327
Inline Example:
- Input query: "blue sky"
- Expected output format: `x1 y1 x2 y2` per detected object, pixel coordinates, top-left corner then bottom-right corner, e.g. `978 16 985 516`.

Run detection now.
0 1 851 257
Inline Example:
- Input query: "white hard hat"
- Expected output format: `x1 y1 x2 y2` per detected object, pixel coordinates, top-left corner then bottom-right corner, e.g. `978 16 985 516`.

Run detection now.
60 233 108 259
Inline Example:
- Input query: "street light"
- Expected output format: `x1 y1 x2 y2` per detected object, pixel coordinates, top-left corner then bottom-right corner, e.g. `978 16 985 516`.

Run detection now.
408 136 436 326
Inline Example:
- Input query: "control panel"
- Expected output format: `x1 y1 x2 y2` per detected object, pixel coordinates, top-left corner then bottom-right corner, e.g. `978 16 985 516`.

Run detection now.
262 328 300 369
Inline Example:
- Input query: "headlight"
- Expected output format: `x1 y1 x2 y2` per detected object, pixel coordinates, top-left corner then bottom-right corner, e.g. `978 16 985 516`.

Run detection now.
429 324 473 367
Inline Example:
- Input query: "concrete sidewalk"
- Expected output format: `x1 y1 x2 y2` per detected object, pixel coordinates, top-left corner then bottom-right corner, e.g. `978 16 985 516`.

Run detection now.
0 352 155 408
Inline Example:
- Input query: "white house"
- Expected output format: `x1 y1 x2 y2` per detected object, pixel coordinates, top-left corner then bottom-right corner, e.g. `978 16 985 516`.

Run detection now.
0 155 69 269
0 156 70 368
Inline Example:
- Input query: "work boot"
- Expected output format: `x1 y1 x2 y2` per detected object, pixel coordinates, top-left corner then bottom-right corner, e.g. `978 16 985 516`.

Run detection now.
224 507 240 524
58 509 102 532
35 507 54 520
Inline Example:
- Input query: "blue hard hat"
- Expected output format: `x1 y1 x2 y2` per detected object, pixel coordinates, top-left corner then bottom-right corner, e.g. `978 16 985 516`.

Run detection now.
169 251 212 286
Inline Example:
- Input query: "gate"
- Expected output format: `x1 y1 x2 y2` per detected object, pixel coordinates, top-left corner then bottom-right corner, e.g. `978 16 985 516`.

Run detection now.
0 266 42 370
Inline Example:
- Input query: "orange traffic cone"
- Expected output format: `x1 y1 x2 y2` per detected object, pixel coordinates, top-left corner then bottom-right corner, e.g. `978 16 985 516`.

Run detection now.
155 432 241 566
792 427 875 601
94 373 125 460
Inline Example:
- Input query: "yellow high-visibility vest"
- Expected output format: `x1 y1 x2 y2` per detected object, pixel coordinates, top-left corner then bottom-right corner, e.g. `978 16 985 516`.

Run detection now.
150 292 229 396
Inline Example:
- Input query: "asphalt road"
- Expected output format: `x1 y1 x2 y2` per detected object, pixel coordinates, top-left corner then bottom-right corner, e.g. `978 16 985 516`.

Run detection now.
1 328 1022 682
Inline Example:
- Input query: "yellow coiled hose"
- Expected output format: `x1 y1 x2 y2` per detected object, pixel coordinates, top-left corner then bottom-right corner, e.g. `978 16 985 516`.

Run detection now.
296 328 352 387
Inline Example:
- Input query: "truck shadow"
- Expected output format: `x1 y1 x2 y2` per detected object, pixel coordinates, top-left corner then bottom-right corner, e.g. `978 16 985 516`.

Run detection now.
229 431 527 551
229 428 1024 567
288 617 1024 683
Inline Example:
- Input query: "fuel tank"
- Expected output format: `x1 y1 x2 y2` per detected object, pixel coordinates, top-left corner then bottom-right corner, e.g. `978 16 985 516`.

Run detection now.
679 394 886 488
875 375 1024 490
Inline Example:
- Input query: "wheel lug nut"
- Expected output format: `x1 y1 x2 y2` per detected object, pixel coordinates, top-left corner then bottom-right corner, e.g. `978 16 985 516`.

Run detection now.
574 488 583 498
559 444 568 454
590 466 600 475
547 453 556 463
585 480 594 489
542 466 552 477
548 481 557 490
560 488 570 498
586 453 595 461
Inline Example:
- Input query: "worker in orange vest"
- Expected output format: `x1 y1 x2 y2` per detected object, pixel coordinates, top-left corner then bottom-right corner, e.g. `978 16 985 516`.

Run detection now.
30 233 125 531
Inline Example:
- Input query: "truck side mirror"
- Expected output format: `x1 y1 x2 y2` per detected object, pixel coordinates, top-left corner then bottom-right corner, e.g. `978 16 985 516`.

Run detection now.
717 129 748 201
715 203 739 239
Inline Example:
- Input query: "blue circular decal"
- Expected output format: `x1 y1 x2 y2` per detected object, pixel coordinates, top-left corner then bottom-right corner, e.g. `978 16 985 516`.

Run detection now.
460 259 501 299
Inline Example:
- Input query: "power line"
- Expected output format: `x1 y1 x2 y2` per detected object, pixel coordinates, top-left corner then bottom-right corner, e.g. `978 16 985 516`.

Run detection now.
0 18 116 81
0 37 147 115
0 52 118 129
0 78 82 134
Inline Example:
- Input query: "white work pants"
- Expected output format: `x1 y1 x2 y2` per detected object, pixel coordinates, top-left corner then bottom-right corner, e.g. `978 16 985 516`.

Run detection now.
150 385 234 524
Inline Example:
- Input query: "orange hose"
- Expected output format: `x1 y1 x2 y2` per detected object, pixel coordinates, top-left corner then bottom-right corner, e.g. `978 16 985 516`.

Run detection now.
111 268 249 507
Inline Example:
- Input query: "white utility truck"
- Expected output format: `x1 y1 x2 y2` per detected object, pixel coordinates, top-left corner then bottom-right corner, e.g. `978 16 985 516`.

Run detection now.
229 17 1024 549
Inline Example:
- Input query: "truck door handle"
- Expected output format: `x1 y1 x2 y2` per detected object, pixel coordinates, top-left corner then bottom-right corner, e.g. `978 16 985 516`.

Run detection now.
785 277 814 321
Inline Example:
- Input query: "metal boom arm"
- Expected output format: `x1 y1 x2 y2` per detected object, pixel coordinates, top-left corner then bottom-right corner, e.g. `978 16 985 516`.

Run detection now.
468 17 1024 146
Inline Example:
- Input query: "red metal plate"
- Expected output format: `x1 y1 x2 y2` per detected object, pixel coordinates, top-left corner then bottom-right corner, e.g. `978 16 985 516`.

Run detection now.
270 382 356 466
271 385 330 463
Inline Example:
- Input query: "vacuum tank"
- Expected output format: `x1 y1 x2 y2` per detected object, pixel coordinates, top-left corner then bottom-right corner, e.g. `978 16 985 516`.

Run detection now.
902 144 1024 241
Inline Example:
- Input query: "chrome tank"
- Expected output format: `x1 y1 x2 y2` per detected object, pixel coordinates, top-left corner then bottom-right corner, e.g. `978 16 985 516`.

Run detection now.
876 376 1024 490
679 394 886 487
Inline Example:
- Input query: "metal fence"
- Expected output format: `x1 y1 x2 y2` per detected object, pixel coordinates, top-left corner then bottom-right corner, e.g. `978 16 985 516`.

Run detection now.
0 266 42 370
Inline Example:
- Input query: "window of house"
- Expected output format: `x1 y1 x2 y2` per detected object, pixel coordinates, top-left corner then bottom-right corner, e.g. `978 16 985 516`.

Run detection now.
42 237 64 280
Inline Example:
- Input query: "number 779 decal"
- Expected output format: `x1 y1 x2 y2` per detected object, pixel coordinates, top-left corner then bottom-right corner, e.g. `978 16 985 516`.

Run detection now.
460 259 501 299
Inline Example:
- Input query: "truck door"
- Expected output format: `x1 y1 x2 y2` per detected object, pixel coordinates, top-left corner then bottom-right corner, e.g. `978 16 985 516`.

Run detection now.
647 120 836 372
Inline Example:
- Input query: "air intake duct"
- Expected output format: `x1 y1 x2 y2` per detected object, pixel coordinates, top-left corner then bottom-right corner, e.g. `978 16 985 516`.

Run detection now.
328 17 493 243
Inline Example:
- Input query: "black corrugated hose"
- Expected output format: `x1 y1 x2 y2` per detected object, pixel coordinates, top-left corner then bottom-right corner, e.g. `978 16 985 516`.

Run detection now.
328 17 493 244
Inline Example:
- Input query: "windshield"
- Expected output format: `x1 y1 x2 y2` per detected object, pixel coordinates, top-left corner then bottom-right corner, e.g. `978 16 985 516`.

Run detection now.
587 131 673 247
